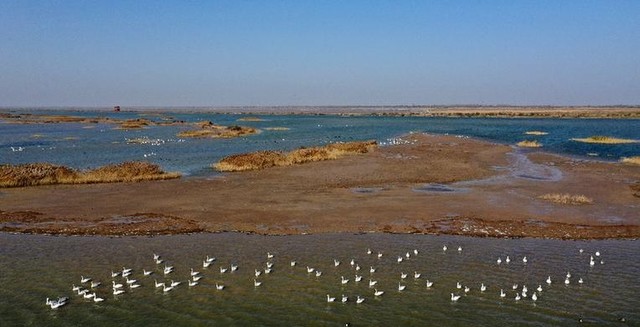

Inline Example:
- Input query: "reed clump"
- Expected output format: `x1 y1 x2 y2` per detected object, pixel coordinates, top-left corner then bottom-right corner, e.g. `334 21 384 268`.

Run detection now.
214 140 377 172
0 161 180 188
571 136 638 144
118 119 151 129
620 156 640 165
538 193 593 205
517 140 542 148
178 121 258 138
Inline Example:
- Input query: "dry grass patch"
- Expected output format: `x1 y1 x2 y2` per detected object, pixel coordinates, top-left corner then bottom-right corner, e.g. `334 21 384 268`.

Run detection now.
178 121 258 139
524 131 548 135
0 161 180 188
214 140 377 172
571 136 638 144
620 156 640 165
517 140 542 148
538 193 593 205
117 119 151 129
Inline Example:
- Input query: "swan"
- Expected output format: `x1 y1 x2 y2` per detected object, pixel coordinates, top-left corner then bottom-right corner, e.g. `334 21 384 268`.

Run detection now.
496 258 502 264
83 292 95 299
78 289 88 295
457 246 462 252
163 267 173 275
334 259 340 267
565 278 570 285
515 293 521 301
111 271 120 278
216 283 224 290
113 288 125 295
566 272 571 278
341 276 349 285
188 280 198 287
355 275 362 282
414 249 419 255
154 280 164 288
153 253 160 261
400 272 407 279
91 281 101 288
367 248 372 255
480 283 487 292
190 268 200 277
155 258 163 265
81 276 91 284
112 281 123 289
546 276 552 285
203 260 212 268
327 294 336 302
512 284 518 290
306 266 315 273
590 256 595 266
143 269 153 276
537 285 543 292
377 252 383 259
170 280 181 287
414 272 421 279
266 262 274 269
579 248 584 253
206 255 216 263
254 279 262 287
456 282 462 289
370 267 376 274
369 280 377 287
522 285 527 293
356 296 365 304
595 251 600 256
93 294 104 302
405 252 411 258
443 245 447 252
464 286 470 293
500 289 506 298
290 261 296 267
398 283 406 291
192 275 202 281
532 292 538 301
522 256 528 263
578 278 584 284
355 265 361 271
341 295 348 303
426 280 433 288
220 267 228 274
72 285 80 292
129 284 141 289
505 256 511 263
350 259 355 266
162 285 173 293
264 268 272 274
122 267 132 274
126 277 137 285
267 252 274 259
374 289 384 296
255 269 261 277
450 293 460 302
49 299 67 309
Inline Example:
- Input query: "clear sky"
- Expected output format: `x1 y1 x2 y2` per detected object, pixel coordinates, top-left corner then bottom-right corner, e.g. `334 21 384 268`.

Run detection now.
1 1 639 107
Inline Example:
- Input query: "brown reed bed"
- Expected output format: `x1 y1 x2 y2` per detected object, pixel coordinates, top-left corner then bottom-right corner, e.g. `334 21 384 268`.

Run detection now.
0 161 180 188
620 156 640 165
571 136 638 144
214 140 377 172
517 140 542 148
538 193 593 205
178 121 258 138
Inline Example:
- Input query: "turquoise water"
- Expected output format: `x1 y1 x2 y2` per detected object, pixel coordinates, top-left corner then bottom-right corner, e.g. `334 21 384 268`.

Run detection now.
0 233 638 326
1 110 639 176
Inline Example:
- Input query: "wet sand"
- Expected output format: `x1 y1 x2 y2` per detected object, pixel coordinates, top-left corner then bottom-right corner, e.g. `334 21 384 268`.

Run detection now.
1 134 638 238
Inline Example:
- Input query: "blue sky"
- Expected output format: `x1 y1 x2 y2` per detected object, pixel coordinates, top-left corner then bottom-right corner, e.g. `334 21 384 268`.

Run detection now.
1 1 638 107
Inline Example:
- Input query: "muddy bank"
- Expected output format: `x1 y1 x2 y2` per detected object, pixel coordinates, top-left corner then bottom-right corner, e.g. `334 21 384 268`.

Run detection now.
0 134 638 239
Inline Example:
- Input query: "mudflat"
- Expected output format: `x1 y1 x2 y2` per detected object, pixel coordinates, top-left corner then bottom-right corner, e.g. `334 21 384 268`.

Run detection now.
1 134 638 238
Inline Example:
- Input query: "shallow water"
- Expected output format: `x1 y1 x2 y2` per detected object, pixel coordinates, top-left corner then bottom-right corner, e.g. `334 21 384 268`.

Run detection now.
1 110 639 176
0 233 638 326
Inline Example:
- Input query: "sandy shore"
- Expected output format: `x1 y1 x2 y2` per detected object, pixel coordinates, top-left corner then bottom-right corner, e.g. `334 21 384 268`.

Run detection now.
1 134 638 238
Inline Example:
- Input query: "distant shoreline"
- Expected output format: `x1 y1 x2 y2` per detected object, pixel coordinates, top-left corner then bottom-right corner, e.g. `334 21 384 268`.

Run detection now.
2 105 640 118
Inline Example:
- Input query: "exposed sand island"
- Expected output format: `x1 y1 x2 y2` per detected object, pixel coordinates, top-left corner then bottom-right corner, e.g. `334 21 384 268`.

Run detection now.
571 136 638 144
1 134 638 239
177 121 258 138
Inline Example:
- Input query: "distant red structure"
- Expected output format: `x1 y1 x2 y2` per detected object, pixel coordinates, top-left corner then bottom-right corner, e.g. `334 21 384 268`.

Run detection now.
113 106 121 112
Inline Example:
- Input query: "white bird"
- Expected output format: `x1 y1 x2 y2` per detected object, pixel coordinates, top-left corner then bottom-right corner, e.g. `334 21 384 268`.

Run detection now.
414 249 419 255
78 289 88 295
315 270 322 277
203 260 212 268
532 292 538 301
480 283 487 292
398 283 406 291
374 289 384 296
334 259 341 267
537 285 543 292
129 283 140 289
154 280 164 288
290 261 296 267
497 258 502 264
546 276 552 285
426 280 433 288
512 284 518 290
522 256 528 263
566 272 571 278
126 277 137 285
401 272 408 279
72 285 80 292
451 293 460 302
414 272 421 279
350 259 355 266
565 278 570 285
93 294 104 302
327 294 336 302
113 288 125 295
341 276 349 285
206 255 216 263
122 267 132 274
153 253 160 261
457 282 462 289
355 275 363 282
443 245 448 252
143 269 153 276
464 286 470 293
341 295 348 303
367 248 372 255
216 283 224 290
579 248 584 253
111 271 120 278
220 267 228 274
91 281 101 288
266 262 274 269
190 268 200 277
578 278 584 284
162 285 173 293
255 269 262 277
192 275 202 282
370 266 376 274
112 281 123 289
505 256 511 264
458 246 463 252
405 252 411 258
155 258 163 265
500 289 506 298
595 251 600 256
377 252 383 259
355 264 361 271
369 280 378 287
163 266 173 275
515 293 521 301
522 285 528 293
81 276 91 284
170 280 181 287
306 266 315 273
267 252 274 259
356 296 365 304
254 279 262 287
590 256 595 267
